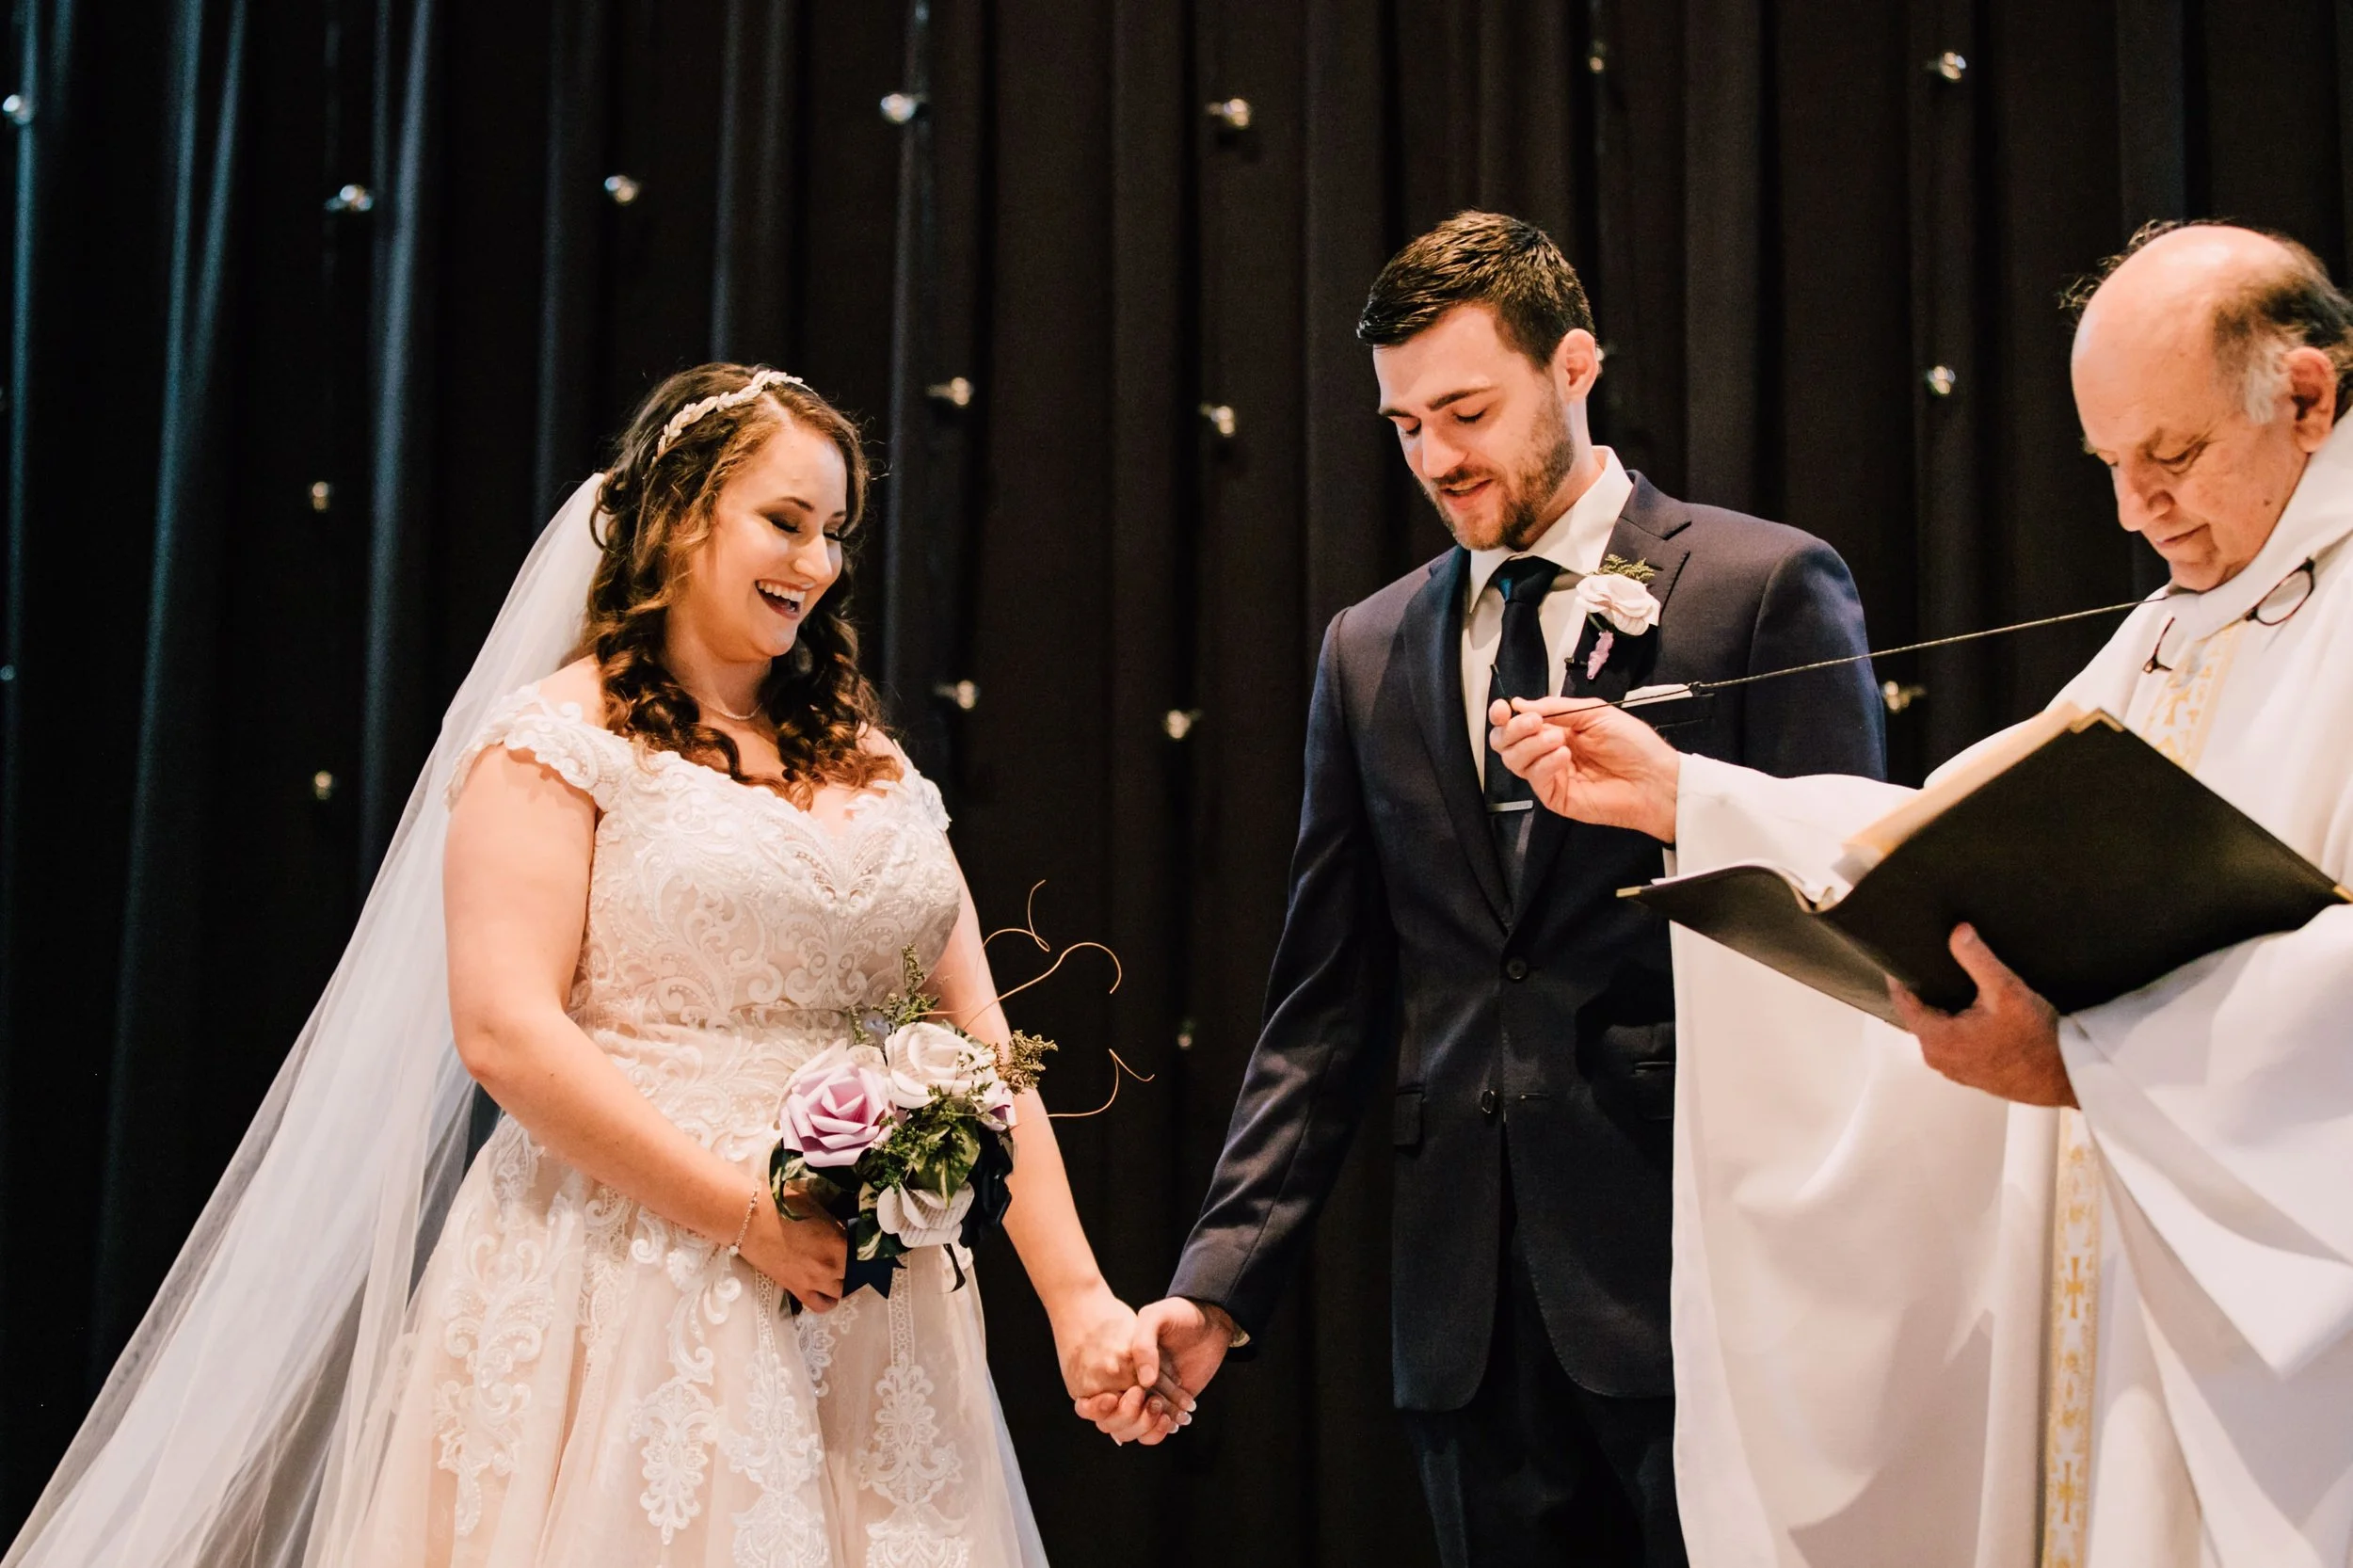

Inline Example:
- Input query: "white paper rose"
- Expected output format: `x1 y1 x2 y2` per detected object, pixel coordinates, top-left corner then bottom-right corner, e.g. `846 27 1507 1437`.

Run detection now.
883 1020 992 1109
1575 572 1661 635
875 1181 976 1247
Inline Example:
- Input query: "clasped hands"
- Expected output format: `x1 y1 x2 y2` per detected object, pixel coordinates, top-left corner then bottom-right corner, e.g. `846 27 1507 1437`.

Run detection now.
1070 1297 1234 1446
1048 1292 1207 1446
746 1194 1201 1441
1486 696 2074 1109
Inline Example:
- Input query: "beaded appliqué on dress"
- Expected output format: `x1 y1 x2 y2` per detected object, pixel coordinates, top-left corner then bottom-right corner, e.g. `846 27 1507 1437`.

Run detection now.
795 1293 862 1399
432 1122 559 1537
720 1279 831 1568
629 1235 742 1544
856 1285 968 1568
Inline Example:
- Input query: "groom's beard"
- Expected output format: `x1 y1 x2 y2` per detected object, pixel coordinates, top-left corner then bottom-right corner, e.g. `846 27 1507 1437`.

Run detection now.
1420 397 1579 552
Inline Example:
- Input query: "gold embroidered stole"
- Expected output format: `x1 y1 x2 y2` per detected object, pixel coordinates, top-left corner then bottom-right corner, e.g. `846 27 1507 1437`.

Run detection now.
2038 618 2247 1567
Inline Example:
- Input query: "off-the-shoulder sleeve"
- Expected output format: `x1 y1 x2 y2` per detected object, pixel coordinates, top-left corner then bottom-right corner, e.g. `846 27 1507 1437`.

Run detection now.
446 688 632 811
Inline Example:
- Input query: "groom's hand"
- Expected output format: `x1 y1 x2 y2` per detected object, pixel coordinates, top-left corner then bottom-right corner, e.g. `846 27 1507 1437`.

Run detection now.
1137 1297 1238 1396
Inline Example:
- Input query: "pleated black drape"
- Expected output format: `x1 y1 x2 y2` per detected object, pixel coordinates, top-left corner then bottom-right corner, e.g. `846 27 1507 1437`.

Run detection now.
359 0 441 868
92 0 251 1369
7 3 2353 1561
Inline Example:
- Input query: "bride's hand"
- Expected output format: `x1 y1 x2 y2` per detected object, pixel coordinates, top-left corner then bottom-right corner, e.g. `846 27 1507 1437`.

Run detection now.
738 1188 848 1313
1053 1288 1192 1443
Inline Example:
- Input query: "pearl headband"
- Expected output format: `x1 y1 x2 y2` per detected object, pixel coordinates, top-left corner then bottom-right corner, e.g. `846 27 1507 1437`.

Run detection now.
652 367 808 457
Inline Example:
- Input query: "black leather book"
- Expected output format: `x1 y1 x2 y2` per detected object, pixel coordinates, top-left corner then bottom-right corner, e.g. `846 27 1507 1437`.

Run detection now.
1623 708 2349 1024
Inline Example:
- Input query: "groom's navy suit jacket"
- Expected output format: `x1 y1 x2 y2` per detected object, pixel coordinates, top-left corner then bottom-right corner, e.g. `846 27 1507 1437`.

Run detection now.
1169 475 1886 1411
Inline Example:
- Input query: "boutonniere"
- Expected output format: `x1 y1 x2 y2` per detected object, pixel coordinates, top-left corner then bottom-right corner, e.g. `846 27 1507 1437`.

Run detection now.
1574 555 1661 680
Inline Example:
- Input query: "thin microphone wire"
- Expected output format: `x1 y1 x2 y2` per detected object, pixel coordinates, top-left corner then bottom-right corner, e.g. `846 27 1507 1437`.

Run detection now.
1597 597 2156 710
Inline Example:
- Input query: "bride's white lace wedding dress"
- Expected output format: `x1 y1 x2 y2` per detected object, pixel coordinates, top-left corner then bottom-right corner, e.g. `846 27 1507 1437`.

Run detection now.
349 684 1043 1568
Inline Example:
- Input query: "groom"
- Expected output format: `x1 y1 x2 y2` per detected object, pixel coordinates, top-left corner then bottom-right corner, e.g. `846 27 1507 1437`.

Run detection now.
1123 214 1887 1564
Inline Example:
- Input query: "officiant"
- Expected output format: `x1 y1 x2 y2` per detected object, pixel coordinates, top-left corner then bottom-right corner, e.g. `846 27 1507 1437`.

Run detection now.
1493 220 2353 1568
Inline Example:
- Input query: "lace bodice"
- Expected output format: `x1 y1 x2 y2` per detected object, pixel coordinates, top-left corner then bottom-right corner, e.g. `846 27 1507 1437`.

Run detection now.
451 686 964 1162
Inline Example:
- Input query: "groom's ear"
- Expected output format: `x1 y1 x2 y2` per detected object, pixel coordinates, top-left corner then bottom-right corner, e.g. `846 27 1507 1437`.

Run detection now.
1553 328 1602 403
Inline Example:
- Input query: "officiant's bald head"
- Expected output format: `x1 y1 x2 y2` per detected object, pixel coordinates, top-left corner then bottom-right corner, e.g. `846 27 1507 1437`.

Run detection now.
2073 222 2353 589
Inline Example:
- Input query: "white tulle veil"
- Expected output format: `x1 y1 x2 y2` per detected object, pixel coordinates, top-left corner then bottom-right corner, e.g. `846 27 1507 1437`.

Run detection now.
4 473 609 1568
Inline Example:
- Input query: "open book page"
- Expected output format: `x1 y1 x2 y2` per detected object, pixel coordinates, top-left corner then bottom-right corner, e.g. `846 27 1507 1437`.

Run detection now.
1685 860 1839 909
1840 703 2103 866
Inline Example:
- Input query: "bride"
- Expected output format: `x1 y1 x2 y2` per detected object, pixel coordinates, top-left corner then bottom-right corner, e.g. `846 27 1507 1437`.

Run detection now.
6 365 1183 1568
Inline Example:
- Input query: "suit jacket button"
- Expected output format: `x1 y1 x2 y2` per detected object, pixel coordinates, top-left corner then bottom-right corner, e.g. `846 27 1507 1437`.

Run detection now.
1503 956 1529 982
1480 1089 1499 1117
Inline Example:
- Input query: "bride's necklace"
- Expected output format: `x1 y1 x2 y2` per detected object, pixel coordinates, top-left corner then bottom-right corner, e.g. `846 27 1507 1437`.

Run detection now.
689 686 766 726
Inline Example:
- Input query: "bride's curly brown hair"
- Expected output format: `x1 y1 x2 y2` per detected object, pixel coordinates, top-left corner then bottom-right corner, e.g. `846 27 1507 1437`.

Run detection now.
583 363 900 808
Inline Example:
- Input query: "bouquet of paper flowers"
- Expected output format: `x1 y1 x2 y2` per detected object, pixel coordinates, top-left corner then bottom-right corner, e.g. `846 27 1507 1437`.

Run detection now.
768 948 1054 1303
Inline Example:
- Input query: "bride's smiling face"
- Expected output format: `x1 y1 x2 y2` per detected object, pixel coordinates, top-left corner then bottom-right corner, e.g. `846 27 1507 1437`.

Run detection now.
673 417 850 661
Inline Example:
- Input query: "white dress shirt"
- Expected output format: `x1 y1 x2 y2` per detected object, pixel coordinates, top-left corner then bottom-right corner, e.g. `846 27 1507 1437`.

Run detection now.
1461 447 1634 783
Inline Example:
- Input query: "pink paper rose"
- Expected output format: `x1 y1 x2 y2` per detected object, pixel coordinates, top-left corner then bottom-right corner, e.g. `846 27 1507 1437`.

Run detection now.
777 1046 894 1167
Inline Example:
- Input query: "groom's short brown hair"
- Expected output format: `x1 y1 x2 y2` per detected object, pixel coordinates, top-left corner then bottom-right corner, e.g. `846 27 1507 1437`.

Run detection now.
1357 211 1594 367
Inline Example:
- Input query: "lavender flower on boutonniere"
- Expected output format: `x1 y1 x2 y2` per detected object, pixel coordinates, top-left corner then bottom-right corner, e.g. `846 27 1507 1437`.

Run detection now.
1575 554 1662 680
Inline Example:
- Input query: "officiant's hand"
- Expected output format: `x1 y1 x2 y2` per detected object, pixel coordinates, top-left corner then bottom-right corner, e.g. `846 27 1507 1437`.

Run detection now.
1489 696 1682 842
1891 924 2077 1108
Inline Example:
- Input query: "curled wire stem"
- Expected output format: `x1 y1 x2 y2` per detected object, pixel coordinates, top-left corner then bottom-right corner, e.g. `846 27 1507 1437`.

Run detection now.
947 885 1137 1117
982 881 1057 957
1048 1049 1157 1120
954 883 1125 1030
946 938 1124 1033
994 940 1123 1010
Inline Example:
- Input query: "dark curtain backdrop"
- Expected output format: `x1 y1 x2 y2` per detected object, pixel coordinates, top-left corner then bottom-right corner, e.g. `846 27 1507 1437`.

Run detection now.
1 2 2346 1562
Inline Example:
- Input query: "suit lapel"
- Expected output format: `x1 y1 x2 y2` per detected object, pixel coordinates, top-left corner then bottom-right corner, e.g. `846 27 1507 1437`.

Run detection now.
1401 548 1511 927
1515 476 1692 923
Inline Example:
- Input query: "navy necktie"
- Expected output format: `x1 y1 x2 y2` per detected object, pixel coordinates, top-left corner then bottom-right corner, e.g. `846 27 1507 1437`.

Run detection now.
1482 555 1563 894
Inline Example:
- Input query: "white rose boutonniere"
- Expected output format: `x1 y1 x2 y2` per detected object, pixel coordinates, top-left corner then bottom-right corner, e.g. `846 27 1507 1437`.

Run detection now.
1575 570 1660 635
1574 555 1661 679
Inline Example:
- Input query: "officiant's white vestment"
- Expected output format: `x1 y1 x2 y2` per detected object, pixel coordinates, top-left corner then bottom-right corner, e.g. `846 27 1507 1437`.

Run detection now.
1665 421 2353 1568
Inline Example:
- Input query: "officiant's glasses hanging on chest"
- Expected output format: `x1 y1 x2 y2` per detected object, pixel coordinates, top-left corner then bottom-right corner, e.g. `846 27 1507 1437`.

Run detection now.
2142 556 2319 675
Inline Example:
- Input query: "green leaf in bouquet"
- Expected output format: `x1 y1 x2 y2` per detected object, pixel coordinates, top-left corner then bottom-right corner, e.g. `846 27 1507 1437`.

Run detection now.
912 1123 982 1201
799 1167 849 1210
856 1125 915 1193
770 1150 856 1224
850 1208 907 1264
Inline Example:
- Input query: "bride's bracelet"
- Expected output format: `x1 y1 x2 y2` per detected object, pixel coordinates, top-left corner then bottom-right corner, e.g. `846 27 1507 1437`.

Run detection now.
725 1189 760 1257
